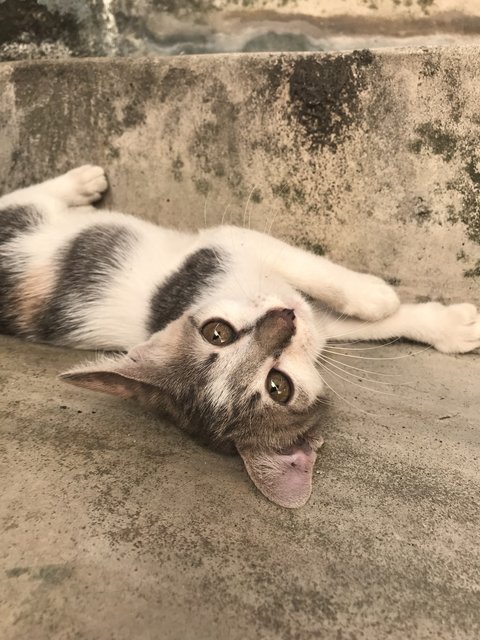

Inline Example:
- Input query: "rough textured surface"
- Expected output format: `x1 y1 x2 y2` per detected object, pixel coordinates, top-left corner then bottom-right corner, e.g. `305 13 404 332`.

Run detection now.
0 49 479 638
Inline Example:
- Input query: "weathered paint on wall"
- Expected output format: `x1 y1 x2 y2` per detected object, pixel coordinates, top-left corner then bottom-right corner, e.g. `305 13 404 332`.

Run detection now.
1 48 479 304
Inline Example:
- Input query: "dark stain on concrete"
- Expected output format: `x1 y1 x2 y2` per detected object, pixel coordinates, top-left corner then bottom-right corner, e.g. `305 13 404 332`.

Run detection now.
288 50 375 151
6 566 30 578
295 235 327 256
272 180 307 211
6 564 72 583
451 155 480 244
408 120 480 243
171 155 184 182
158 66 198 103
464 260 480 278
409 121 457 162
413 196 433 224
189 77 245 197
34 564 73 584
9 60 156 181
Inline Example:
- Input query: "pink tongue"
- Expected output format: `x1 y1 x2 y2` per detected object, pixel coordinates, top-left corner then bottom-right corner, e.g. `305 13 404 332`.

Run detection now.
237 442 318 509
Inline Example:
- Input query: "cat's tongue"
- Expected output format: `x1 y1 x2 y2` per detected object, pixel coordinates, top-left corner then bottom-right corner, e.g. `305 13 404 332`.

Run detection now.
237 440 320 508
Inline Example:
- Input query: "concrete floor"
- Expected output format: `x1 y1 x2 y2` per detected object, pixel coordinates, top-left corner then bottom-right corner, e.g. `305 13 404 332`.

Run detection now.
1 334 479 639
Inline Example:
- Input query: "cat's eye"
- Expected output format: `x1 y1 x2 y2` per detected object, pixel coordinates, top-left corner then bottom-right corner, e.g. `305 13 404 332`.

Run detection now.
201 320 236 347
266 369 293 404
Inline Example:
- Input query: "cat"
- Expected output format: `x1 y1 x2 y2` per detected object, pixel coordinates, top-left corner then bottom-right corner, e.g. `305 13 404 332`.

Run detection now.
1 165 479 508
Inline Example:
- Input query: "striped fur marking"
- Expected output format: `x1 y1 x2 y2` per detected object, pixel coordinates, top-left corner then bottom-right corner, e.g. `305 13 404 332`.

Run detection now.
35 223 138 342
0 205 44 335
148 247 226 334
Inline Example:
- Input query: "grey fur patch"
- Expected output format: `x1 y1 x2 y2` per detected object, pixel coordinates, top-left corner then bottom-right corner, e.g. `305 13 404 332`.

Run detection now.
0 204 43 246
148 247 227 334
0 205 43 334
35 223 137 341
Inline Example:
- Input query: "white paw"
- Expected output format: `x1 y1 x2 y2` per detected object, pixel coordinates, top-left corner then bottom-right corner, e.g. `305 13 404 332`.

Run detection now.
342 274 400 322
430 303 480 354
52 165 108 206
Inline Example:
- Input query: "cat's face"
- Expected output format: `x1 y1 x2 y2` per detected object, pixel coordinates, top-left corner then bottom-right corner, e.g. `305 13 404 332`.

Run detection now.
61 290 327 508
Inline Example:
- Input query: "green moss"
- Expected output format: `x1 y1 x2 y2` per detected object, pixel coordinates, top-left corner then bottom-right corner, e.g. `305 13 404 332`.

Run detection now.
410 122 457 162
417 0 435 13
465 156 480 186
251 188 263 204
295 235 327 256
171 155 184 182
193 177 210 195
288 50 375 151
6 567 29 578
464 260 480 278
34 564 73 584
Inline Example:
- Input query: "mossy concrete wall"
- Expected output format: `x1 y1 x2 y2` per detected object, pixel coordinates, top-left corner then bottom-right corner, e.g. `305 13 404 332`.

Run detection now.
1 47 479 302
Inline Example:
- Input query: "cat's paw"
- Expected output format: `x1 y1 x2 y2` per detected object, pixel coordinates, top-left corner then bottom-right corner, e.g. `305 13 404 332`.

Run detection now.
341 274 400 322
430 303 480 353
49 165 108 206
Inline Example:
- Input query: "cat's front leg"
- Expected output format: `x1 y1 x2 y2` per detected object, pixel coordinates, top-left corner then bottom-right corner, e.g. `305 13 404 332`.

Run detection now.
209 227 400 321
0 165 107 209
321 302 480 353
332 270 400 322
235 228 400 321
32 165 108 206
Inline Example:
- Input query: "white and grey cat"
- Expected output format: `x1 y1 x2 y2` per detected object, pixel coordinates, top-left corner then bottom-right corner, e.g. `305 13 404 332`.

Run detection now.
1 165 479 507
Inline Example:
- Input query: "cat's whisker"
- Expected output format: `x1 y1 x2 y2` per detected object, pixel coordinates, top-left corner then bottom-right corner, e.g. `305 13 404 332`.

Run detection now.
317 353 406 386
203 193 209 229
243 185 256 229
319 352 403 379
321 345 433 361
267 208 280 236
317 357 399 397
221 201 232 226
326 337 403 351
317 363 382 417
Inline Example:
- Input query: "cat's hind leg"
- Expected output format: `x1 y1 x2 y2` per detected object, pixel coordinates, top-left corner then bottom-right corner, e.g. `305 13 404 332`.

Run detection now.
0 165 108 210
321 302 480 354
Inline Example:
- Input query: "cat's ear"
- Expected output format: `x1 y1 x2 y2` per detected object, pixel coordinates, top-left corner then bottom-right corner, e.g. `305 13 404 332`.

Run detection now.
236 441 321 508
59 355 151 399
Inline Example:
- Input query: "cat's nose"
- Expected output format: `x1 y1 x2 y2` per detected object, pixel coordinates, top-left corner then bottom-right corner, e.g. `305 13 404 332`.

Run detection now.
278 308 296 331
255 308 296 352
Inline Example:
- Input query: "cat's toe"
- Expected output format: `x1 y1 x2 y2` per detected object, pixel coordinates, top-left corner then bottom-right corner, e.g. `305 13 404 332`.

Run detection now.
434 304 480 353
66 165 108 204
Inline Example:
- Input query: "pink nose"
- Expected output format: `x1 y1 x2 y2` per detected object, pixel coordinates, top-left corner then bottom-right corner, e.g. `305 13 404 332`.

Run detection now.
255 308 296 352
278 308 296 332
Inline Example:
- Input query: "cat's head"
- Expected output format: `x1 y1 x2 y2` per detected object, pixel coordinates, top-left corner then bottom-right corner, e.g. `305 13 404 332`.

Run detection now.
60 291 327 508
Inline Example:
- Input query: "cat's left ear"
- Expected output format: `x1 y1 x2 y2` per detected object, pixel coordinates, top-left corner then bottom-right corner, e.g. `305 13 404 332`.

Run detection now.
59 355 151 399
236 440 321 508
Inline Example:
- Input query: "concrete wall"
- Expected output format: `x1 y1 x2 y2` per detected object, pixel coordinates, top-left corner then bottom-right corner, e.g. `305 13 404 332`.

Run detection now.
1 47 479 304
1 0 480 60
